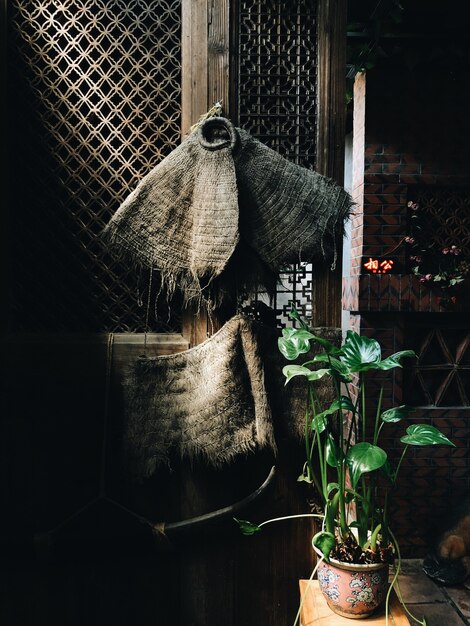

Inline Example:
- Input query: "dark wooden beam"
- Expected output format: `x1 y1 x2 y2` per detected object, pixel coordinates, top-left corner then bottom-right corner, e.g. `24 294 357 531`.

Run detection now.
313 0 348 328
181 0 231 346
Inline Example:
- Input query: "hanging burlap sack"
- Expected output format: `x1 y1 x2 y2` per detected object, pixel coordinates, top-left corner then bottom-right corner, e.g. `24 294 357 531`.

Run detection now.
122 314 276 479
104 116 352 305
122 311 340 479
103 117 240 301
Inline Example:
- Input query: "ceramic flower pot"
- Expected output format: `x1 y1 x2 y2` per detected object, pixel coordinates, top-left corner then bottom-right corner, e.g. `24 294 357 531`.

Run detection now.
317 556 389 619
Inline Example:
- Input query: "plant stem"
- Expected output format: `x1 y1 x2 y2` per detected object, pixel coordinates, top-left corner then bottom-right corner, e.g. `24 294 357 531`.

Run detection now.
304 386 324 501
361 375 366 442
338 462 349 537
344 383 357 453
388 529 427 626
258 514 324 529
369 523 381 552
310 386 327 501
382 489 390 546
394 445 409 484
325 491 340 535
373 384 384 445
292 556 325 626
358 476 369 546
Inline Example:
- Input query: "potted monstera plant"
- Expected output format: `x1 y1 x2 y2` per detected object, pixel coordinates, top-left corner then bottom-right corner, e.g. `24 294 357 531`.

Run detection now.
236 308 454 624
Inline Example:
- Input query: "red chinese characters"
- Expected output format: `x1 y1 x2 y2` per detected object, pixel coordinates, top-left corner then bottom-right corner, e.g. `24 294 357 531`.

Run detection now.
363 258 394 274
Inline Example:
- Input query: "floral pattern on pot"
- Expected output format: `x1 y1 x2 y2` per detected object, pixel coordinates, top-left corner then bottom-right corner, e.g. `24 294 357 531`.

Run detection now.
347 572 385 608
317 561 389 618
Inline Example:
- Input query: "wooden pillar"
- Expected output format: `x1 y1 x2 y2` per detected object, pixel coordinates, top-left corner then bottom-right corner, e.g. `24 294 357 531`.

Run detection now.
181 0 231 346
313 0 348 328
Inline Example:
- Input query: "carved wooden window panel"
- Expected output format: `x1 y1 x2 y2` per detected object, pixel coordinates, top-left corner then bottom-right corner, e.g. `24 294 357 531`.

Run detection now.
405 317 470 407
407 185 470 259
7 0 182 333
234 0 318 327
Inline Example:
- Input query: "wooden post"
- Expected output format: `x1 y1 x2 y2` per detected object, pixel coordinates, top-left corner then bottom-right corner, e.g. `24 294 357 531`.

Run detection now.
208 0 230 111
181 0 208 137
181 0 231 346
313 0 347 328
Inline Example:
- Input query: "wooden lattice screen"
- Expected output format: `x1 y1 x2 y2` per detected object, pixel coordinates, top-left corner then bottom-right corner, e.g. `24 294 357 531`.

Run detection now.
408 186 470 256
7 0 323 333
7 0 182 333
235 0 318 326
405 317 470 407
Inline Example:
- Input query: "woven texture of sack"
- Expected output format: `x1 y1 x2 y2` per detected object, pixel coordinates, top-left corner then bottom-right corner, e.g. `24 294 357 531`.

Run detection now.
104 117 352 305
122 313 340 478
103 117 239 301
122 315 276 478
235 125 353 271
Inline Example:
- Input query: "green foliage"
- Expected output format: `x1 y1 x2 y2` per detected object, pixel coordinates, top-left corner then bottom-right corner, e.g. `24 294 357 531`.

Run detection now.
400 424 455 447
346 442 387 489
380 405 413 423
282 365 330 385
236 306 454 575
234 518 261 536
278 328 315 360
312 531 336 562
278 306 454 561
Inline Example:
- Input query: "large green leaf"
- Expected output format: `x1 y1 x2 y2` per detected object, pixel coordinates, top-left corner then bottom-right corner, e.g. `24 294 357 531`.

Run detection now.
400 424 455 447
341 332 416 372
336 395 355 413
307 334 344 356
311 414 328 434
380 405 414 423
312 396 354 427
346 442 387 488
312 531 336 561
278 328 315 360
282 364 311 383
306 368 331 382
288 306 310 330
312 355 352 382
380 458 395 482
311 398 355 434
328 357 353 382
326 434 340 467
375 350 417 370
282 365 330 385
340 331 382 372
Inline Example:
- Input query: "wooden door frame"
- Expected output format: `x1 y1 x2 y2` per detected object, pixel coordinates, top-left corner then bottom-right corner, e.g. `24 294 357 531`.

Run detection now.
180 0 232 345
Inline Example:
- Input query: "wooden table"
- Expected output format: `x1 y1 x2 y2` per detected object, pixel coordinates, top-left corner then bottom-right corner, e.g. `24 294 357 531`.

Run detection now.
299 580 410 625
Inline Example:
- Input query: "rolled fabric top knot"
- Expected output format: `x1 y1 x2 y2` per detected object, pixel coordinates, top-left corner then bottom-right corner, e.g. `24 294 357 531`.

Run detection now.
198 117 239 152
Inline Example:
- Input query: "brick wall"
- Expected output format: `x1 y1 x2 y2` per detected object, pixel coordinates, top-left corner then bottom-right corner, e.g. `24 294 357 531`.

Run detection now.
343 68 470 556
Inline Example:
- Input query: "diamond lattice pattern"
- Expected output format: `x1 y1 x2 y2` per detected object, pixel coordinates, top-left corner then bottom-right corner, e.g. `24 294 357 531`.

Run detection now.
8 0 182 332
406 324 470 407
